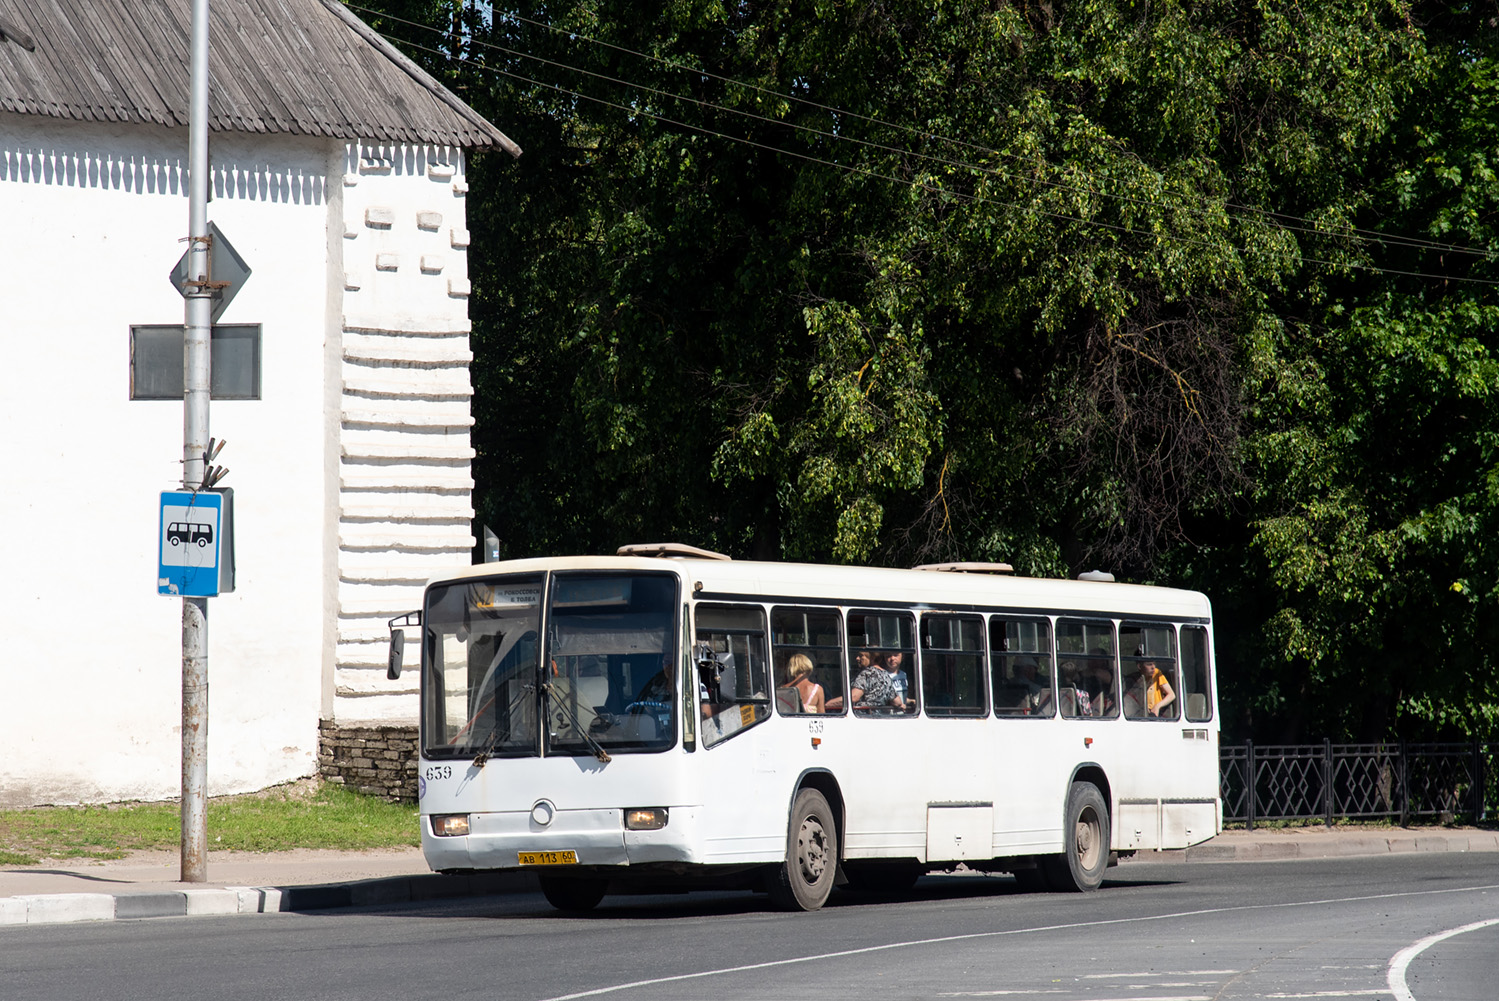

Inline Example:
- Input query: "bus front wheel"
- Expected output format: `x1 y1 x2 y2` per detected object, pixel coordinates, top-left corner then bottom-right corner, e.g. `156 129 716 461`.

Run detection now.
538 874 608 912
1041 782 1109 892
768 788 837 911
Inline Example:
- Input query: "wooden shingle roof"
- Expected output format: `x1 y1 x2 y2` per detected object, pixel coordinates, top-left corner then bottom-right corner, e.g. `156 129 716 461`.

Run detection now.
0 0 519 153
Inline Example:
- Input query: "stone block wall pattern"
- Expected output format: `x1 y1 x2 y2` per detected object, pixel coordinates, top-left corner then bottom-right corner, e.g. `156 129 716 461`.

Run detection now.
318 721 419 801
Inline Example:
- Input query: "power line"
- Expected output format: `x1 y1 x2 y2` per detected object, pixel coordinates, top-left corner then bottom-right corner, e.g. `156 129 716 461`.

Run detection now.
458 4 1496 263
364 16 1499 286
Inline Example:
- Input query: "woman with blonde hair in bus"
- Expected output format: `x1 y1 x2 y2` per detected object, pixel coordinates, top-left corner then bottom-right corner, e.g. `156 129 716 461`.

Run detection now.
785 653 826 713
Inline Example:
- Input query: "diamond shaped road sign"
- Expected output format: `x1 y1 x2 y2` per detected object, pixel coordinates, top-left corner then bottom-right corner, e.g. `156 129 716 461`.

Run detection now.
170 221 252 322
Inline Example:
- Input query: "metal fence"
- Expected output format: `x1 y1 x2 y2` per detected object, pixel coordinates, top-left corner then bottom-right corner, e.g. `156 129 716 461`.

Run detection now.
1220 741 1496 828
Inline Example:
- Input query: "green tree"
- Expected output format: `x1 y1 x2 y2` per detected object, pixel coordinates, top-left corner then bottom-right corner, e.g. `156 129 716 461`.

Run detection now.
352 0 1499 742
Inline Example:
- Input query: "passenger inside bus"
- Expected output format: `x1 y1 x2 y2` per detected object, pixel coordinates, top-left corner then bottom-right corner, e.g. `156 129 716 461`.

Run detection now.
883 651 911 705
1059 660 1090 716
784 653 825 713
1138 658 1175 717
849 652 906 712
1007 657 1050 712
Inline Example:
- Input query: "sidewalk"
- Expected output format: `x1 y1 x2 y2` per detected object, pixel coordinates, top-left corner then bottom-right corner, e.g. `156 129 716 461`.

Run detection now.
0 848 537 926
3 826 1496 927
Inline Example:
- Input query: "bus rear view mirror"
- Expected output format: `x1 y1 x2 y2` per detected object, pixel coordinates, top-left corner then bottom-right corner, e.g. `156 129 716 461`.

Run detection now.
387 610 421 680
387 629 404 680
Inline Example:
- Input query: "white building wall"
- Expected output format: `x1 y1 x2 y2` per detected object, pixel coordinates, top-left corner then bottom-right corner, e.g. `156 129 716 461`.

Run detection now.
335 144 476 724
0 114 477 806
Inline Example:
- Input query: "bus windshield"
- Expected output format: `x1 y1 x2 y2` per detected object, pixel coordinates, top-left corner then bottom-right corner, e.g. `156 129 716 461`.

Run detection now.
423 574 544 759
420 571 681 759
546 571 679 754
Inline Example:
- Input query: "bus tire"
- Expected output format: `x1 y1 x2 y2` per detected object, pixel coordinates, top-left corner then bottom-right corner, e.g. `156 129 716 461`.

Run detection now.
1041 782 1109 892
538 874 608 912
768 788 837 911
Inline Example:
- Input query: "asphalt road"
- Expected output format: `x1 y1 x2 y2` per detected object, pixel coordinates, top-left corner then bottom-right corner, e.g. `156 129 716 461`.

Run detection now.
4 853 1498 1001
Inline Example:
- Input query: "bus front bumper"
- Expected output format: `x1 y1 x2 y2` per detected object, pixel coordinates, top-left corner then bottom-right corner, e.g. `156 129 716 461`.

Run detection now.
421 806 701 871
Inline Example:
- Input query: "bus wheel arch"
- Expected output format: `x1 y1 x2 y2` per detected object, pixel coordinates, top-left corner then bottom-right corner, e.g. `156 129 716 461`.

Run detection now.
768 772 843 911
1042 774 1111 892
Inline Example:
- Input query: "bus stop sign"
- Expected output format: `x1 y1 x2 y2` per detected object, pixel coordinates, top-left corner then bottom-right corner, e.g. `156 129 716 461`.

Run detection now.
158 489 235 596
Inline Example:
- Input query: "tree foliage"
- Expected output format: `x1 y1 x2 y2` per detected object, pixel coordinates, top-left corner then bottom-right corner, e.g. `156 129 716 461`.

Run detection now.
351 0 1499 742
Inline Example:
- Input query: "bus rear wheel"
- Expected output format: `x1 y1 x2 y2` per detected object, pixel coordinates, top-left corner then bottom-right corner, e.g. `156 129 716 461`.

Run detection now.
538 874 608 912
768 788 837 911
1041 782 1109 892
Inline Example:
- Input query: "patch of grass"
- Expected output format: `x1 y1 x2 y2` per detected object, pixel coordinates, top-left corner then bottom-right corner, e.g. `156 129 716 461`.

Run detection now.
0 781 419 864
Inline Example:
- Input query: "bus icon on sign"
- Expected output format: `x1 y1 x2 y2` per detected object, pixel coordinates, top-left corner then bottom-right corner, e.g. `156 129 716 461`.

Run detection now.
167 521 214 548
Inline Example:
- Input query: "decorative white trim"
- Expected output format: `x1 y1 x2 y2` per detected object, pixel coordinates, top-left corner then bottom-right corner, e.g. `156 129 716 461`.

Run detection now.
364 206 394 227
420 254 445 274
341 340 472 364
340 441 476 460
374 253 400 271
416 210 442 230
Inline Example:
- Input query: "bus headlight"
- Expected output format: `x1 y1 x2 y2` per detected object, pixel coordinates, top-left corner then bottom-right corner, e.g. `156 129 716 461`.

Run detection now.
624 808 668 831
431 814 470 837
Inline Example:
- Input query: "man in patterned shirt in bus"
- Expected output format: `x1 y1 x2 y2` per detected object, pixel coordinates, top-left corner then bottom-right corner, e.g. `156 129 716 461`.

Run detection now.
850 652 904 711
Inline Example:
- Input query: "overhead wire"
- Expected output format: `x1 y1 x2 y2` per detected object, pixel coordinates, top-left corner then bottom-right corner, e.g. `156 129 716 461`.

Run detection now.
384 3 1495 262
350 6 1499 286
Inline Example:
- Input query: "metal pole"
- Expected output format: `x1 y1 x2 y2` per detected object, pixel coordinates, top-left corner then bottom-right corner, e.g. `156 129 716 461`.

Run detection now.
1323 737 1333 827
181 0 212 884
1245 740 1255 831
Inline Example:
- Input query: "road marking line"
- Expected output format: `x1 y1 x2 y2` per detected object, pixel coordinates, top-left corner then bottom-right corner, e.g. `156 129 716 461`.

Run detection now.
935 991 1066 997
1263 991 1389 997
1387 917 1499 1001
535 882 1499 1001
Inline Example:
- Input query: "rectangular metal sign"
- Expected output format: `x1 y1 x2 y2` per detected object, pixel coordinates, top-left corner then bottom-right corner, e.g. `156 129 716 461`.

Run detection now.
158 489 235 596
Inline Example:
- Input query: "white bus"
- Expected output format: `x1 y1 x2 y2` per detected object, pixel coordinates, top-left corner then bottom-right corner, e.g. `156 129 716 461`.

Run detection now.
388 544 1220 911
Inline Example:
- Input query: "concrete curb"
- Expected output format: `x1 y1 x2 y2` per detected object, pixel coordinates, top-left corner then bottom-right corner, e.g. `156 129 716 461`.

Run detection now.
0 871 538 927
1162 830 1499 862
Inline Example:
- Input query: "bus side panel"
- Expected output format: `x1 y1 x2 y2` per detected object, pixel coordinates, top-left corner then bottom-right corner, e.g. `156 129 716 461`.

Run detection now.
693 721 801 865
991 718 1072 857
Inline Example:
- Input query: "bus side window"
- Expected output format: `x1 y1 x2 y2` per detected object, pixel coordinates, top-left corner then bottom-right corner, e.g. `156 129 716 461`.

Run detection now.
1120 622 1178 720
1181 625 1213 721
1057 618 1116 718
770 607 845 715
846 610 916 716
991 616 1054 717
693 603 771 747
920 614 986 717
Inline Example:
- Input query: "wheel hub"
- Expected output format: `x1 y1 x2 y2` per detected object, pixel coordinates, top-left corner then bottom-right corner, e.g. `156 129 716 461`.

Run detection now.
798 817 829 881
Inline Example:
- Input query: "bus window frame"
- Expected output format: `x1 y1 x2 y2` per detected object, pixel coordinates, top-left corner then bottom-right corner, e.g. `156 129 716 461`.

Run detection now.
1180 623 1215 722
846 607 918 717
918 611 989 718
1119 620 1179 721
693 601 773 748
990 613 1056 719
1056 616 1118 719
770 604 847 717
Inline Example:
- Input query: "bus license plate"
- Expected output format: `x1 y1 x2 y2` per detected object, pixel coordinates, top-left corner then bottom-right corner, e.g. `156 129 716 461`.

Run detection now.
517 850 578 866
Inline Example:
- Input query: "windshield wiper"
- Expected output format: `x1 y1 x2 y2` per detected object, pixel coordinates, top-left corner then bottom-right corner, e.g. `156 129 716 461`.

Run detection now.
473 682 538 768
542 682 612 763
